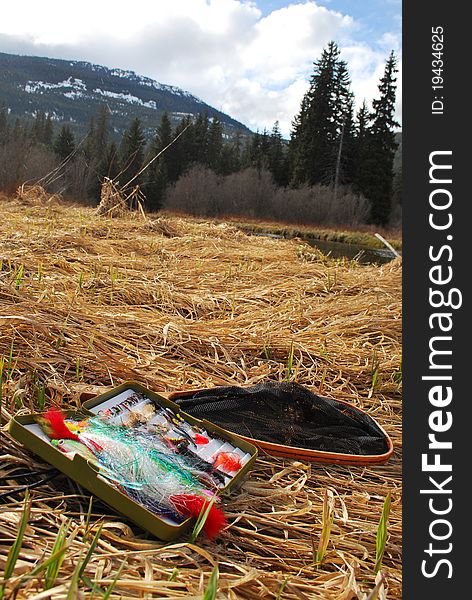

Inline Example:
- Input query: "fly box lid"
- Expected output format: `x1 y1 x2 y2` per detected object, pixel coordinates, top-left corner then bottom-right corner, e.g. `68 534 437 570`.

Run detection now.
8 381 258 541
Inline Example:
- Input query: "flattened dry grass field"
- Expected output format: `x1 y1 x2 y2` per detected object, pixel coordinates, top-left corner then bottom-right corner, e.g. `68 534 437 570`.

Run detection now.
0 193 402 599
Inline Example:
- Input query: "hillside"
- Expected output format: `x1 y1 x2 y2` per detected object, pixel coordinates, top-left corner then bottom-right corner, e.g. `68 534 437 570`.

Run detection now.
0 192 402 598
0 51 252 139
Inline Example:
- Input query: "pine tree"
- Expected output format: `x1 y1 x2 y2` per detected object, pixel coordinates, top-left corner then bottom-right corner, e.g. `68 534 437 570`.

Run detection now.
352 101 373 197
101 141 120 180
207 117 223 171
83 116 96 160
43 114 54 147
332 61 355 192
288 95 308 182
290 41 342 186
94 105 110 158
289 41 356 189
259 128 271 164
31 111 46 144
242 130 260 169
0 105 9 144
145 112 173 211
165 115 193 183
119 118 146 189
391 163 402 215
244 129 271 173
54 125 75 161
157 112 173 150
365 51 399 226
86 106 113 200
192 112 210 166
217 130 242 176
268 121 288 187
12 118 28 142
217 142 241 175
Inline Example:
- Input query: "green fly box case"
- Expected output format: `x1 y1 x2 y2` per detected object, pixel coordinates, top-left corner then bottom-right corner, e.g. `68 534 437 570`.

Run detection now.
8 381 258 541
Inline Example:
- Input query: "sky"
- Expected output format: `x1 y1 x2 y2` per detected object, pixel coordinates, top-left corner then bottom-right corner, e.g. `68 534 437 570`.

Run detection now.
0 0 401 136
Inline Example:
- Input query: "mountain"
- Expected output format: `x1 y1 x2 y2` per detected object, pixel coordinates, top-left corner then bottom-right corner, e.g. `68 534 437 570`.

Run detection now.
0 51 252 140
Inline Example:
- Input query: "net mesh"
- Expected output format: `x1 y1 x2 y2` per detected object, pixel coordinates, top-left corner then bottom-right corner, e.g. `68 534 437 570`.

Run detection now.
173 382 389 456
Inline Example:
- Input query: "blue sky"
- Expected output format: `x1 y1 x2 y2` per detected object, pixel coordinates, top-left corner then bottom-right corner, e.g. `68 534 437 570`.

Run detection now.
0 1 402 136
258 0 401 40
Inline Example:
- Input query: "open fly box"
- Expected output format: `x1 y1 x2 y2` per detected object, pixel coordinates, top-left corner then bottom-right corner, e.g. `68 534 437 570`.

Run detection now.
8 381 258 541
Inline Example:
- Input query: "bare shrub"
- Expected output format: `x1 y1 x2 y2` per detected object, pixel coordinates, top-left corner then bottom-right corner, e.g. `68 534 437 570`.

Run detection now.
389 202 402 228
0 138 99 203
164 165 370 227
63 154 97 201
334 187 371 225
164 165 221 216
271 185 370 226
218 168 277 219
0 139 58 194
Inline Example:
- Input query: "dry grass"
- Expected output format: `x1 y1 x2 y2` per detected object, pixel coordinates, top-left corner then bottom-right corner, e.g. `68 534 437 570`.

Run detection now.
96 179 131 218
15 184 62 207
0 194 402 599
96 179 147 219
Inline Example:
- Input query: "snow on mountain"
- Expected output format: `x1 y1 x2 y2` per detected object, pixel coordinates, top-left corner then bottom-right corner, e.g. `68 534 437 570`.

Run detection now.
24 77 87 94
93 88 158 110
0 51 252 139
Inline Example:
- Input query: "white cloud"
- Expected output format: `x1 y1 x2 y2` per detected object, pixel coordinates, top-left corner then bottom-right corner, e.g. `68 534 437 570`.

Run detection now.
342 43 402 120
241 3 354 83
0 1 401 136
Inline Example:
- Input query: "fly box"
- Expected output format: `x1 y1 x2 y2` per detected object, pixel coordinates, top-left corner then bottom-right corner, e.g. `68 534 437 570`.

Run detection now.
8 381 258 541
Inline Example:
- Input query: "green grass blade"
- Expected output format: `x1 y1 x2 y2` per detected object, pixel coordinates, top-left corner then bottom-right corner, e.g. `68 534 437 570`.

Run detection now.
365 572 387 600
64 523 104 599
202 564 219 600
393 358 402 389
78 524 103 580
30 547 69 579
14 546 69 593
15 264 24 290
45 520 71 589
315 489 334 565
276 576 290 599
83 495 94 541
65 524 103 600
101 558 126 599
190 495 217 543
0 490 31 599
36 380 46 411
374 492 391 573
7 340 15 381
66 553 83 600
285 341 295 381
81 574 105 596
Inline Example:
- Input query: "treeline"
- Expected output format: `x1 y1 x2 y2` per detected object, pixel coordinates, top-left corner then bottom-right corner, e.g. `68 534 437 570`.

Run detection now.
289 43 400 226
0 42 400 227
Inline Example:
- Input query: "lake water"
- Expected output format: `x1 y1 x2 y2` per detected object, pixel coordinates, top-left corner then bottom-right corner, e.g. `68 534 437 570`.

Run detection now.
247 231 400 265
304 237 399 265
